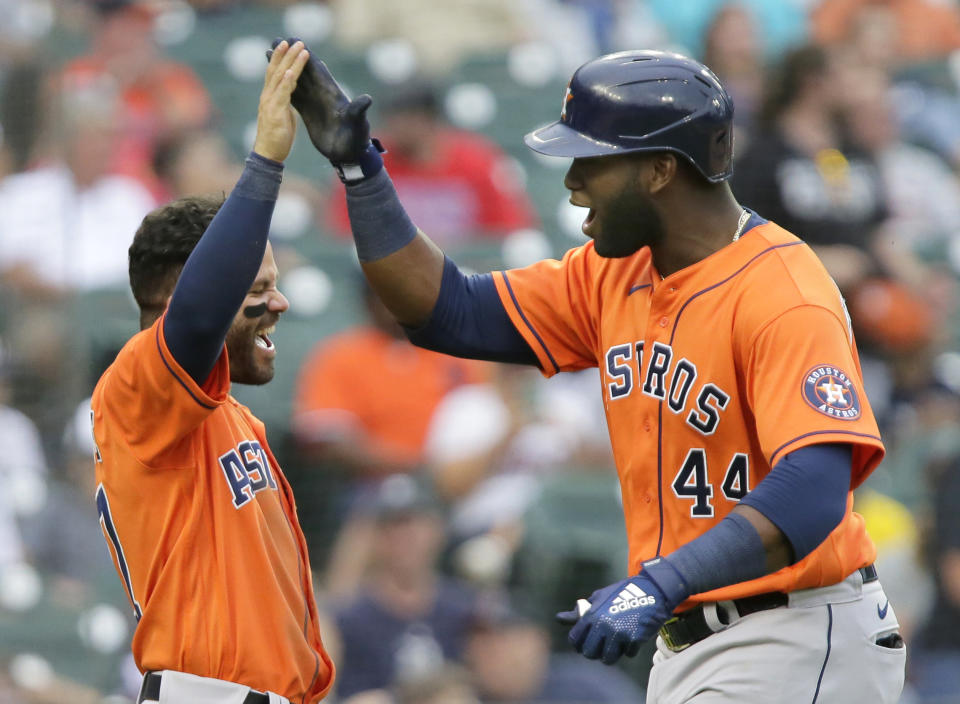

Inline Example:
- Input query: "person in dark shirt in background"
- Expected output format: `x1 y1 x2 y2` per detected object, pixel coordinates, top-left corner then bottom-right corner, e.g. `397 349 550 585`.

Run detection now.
732 44 887 294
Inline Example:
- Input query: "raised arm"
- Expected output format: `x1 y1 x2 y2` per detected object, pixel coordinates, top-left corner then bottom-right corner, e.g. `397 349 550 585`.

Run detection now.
280 44 535 365
164 41 309 383
268 41 440 324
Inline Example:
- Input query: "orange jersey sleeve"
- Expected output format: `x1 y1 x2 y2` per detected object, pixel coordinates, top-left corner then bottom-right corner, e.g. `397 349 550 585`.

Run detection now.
742 303 883 482
95 316 231 466
492 243 604 375
493 219 884 604
92 318 334 702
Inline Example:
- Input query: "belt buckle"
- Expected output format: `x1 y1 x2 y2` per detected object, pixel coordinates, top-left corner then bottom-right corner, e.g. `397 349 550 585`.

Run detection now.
659 617 690 653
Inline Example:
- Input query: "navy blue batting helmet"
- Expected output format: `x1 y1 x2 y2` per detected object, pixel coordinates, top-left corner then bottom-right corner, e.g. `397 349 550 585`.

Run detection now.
525 50 735 182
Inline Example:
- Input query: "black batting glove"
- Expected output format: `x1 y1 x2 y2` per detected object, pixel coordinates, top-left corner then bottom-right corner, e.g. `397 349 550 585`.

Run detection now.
267 37 383 182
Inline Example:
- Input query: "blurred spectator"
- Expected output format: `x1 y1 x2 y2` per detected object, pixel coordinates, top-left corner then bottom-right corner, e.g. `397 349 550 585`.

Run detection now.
0 338 130 698
839 65 958 328
894 79 960 174
327 83 538 246
646 0 808 58
732 45 887 291
340 664 481 704
701 3 765 150
812 0 960 64
340 691 393 704
465 594 645 703
0 346 46 575
0 74 156 295
811 0 960 172
426 364 561 529
817 1 901 72
293 279 488 480
0 374 42 572
393 664 480 704
842 68 960 260
61 0 213 195
152 127 324 252
152 127 242 201
0 306 89 467
0 61 46 176
331 475 479 700
20 398 118 594
330 0 526 74
734 45 945 363
425 364 612 583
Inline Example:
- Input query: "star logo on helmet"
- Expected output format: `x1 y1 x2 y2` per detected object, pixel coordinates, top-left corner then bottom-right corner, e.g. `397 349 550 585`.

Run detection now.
561 85 573 120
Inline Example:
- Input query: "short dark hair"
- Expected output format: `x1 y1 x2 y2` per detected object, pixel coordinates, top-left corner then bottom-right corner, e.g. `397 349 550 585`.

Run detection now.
383 80 439 116
128 194 224 329
759 44 829 127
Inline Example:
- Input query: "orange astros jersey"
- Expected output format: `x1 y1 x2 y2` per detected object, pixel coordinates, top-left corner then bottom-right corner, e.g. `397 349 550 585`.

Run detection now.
493 215 884 610
90 315 334 703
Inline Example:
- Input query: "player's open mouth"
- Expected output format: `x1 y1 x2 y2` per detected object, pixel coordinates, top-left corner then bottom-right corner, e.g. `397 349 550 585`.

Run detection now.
582 208 597 235
255 325 276 351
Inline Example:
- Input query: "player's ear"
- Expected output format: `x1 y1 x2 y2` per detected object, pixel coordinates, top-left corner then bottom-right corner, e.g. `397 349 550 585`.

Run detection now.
647 153 677 195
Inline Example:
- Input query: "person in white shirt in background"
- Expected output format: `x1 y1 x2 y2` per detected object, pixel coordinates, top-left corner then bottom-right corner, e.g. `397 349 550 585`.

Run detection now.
0 74 155 296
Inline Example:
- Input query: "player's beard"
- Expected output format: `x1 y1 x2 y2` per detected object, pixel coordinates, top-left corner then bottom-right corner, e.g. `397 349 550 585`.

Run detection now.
592 184 665 258
226 314 278 386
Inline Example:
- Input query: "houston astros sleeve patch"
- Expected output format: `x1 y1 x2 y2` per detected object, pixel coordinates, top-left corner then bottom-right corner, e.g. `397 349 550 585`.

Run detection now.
802 365 861 420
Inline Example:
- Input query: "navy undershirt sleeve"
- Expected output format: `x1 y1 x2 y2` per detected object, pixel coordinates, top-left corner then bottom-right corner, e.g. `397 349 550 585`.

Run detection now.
404 256 538 366
163 153 282 384
740 443 852 562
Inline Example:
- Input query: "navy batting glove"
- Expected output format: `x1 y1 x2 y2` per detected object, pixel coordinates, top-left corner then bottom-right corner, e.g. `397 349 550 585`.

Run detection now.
562 557 690 665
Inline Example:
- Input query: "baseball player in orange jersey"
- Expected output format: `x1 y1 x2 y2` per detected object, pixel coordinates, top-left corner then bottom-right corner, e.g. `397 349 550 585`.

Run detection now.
90 42 335 703
283 44 906 701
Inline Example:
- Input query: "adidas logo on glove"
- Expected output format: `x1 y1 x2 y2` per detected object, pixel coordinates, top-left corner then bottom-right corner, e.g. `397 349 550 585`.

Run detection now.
609 583 657 614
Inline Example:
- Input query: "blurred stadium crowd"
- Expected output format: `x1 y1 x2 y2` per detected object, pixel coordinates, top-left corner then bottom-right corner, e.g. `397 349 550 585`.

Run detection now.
1 0 960 701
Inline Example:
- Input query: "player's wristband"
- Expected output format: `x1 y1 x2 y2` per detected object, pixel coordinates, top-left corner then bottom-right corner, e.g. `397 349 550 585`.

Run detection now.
333 139 385 184
345 167 417 262
640 556 691 607
658 512 768 597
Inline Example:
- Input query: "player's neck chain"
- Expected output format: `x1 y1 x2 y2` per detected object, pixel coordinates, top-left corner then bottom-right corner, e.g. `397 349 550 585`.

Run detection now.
659 209 751 281
731 208 751 242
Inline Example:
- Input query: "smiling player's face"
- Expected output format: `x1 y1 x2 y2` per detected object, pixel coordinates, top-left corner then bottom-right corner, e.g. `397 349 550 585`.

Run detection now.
226 243 289 386
564 153 666 258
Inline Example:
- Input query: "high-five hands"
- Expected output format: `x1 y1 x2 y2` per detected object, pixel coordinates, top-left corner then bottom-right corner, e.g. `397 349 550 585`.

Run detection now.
267 37 374 167
556 558 690 665
253 39 310 163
